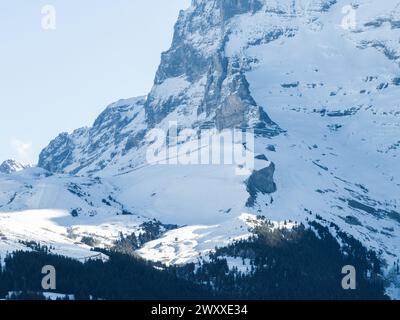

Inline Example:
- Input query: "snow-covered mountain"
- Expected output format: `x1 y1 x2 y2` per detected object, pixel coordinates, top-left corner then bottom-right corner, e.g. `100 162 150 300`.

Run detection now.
0 160 28 174
1 0 400 298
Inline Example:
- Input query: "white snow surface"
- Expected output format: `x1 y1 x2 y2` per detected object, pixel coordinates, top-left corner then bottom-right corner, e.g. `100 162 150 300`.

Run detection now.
0 168 145 261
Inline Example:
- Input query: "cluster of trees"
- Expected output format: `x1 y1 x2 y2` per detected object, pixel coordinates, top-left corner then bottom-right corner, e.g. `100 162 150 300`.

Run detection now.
174 221 388 300
0 221 389 300
113 220 178 255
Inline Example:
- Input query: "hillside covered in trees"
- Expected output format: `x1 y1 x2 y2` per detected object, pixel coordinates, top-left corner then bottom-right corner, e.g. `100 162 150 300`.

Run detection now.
0 221 390 300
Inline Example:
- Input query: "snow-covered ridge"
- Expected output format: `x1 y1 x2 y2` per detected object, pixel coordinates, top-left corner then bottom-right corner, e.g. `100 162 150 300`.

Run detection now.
38 97 147 175
38 0 400 176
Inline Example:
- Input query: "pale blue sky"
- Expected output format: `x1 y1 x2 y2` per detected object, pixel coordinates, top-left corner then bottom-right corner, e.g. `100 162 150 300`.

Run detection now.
0 0 190 164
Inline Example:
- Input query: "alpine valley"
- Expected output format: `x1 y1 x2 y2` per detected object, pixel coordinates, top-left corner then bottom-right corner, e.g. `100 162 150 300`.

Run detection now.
1 0 400 300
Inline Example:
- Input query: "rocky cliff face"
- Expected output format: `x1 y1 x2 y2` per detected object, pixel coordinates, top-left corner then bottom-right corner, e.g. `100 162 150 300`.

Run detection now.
145 0 280 134
39 97 147 174
39 0 400 176
39 0 293 175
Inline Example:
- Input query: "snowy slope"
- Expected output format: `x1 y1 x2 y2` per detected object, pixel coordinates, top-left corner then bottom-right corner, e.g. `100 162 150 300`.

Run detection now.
38 97 148 175
227 0 400 266
0 168 146 261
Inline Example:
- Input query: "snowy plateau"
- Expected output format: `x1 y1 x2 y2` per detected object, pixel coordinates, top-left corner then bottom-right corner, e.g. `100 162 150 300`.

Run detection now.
1 0 400 299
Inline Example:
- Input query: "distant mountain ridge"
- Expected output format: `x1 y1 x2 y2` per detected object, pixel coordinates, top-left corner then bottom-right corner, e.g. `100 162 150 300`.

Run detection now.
0 160 28 174
38 0 400 176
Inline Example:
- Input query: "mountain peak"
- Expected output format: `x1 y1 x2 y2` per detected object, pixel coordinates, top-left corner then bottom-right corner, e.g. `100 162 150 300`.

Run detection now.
0 159 28 174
